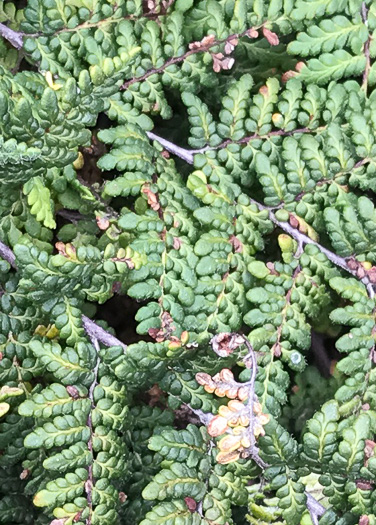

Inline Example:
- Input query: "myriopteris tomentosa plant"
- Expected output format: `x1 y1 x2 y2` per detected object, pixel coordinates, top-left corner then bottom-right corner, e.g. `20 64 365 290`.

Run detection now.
1 1 376 524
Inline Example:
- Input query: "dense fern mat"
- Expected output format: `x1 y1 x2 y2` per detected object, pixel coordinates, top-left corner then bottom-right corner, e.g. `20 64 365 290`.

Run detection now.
1 0 376 524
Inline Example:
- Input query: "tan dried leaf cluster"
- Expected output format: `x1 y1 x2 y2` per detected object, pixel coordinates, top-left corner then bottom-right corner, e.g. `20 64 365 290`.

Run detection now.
289 212 319 242
211 398 269 464
196 368 248 399
66 385 80 399
50 519 68 525
188 33 241 73
211 34 239 73
184 496 197 512
282 61 305 83
229 235 243 253
212 53 235 73
364 439 376 466
196 368 269 464
246 28 259 38
148 311 176 342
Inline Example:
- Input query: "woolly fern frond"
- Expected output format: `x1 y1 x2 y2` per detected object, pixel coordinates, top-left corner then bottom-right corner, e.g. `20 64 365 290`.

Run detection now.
1 0 376 524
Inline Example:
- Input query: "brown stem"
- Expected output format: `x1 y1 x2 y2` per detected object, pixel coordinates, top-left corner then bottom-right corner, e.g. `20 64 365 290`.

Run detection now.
6 10 173 43
293 157 370 203
209 126 325 152
52 10 166 36
76 175 119 219
149 132 372 228
120 27 255 90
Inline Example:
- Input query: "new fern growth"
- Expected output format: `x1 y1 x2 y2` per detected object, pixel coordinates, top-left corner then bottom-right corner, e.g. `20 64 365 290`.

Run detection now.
1 0 376 524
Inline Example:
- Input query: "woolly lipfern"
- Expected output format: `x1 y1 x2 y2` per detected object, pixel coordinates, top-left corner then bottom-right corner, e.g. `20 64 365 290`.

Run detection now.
1 1 376 524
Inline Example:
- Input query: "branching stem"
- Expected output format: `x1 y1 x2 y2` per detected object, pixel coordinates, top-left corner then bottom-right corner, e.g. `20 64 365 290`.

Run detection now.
121 27 259 90
147 132 201 164
306 492 326 525
0 10 173 46
149 133 376 298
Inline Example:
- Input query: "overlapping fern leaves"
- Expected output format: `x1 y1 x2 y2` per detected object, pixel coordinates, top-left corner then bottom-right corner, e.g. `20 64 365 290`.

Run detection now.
1 0 376 524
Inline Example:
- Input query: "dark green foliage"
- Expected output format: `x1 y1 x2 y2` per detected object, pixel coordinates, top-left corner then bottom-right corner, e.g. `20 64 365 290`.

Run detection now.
1 0 376 524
